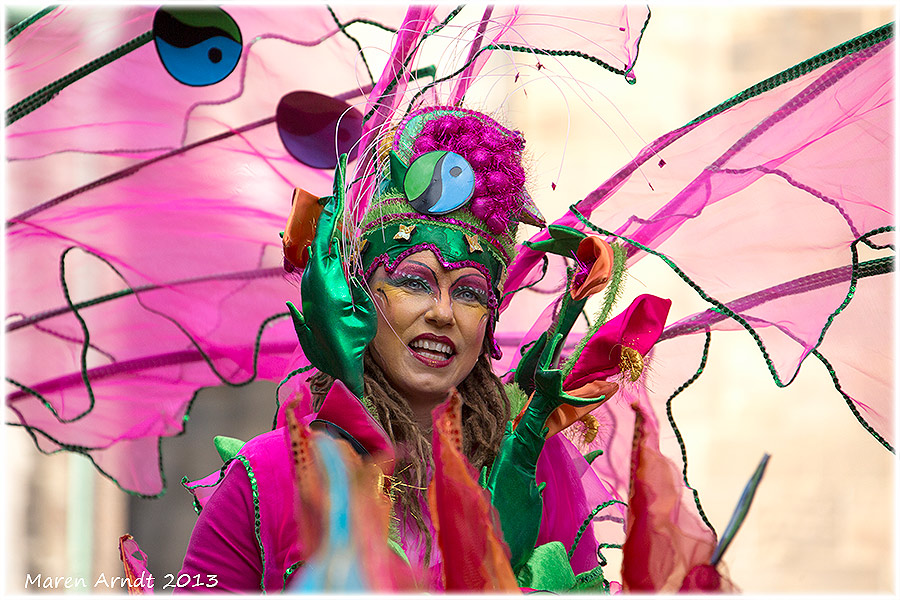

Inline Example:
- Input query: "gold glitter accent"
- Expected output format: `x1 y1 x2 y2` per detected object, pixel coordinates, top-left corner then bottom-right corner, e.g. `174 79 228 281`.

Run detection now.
394 224 416 241
378 124 399 169
464 233 483 253
345 239 369 267
578 414 599 444
620 346 644 382
375 468 387 498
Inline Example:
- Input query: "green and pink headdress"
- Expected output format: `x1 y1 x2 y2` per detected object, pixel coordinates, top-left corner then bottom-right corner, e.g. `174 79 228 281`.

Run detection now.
357 106 546 356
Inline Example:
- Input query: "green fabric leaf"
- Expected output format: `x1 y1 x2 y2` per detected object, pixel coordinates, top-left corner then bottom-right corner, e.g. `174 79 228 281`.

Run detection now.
387 538 410 566
515 541 576 591
213 435 245 462
523 224 586 256
583 449 604 465
572 564 609 592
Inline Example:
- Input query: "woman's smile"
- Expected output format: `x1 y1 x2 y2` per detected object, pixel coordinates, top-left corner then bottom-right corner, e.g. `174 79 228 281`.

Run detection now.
408 333 456 366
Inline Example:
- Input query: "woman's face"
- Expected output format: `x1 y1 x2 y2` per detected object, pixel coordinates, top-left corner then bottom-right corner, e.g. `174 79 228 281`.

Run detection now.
368 250 491 408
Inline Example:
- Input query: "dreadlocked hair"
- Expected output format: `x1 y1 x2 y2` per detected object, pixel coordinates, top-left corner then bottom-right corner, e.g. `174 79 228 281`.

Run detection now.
307 346 511 564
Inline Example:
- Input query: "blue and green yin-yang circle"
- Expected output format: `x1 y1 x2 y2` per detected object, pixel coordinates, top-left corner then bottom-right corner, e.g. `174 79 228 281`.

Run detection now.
153 7 242 87
404 151 475 215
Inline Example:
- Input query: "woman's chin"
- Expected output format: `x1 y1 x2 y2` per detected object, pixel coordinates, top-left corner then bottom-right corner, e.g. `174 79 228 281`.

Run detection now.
396 366 461 406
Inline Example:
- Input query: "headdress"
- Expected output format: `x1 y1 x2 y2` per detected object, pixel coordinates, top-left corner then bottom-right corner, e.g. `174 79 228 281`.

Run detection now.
283 105 547 361
355 106 546 357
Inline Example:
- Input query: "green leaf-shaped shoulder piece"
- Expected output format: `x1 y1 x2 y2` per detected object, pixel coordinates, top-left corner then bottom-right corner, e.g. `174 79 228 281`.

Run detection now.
523 224 586 256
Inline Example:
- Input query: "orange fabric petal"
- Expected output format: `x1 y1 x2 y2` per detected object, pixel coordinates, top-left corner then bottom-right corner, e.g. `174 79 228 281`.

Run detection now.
118 534 153 594
543 380 619 439
429 391 519 592
512 382 619 439
283 187 323 269
570 236 614 301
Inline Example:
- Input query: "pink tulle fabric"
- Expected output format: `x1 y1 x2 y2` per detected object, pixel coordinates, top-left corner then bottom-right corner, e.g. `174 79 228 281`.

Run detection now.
502 34 895 531
6 3 648 498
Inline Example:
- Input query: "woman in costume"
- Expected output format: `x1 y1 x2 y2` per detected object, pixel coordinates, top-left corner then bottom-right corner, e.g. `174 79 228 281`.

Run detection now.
176 103 663 592
6 5 894 594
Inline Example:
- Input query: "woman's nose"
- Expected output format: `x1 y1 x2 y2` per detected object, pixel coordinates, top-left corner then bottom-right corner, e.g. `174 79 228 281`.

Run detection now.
424 293 455 327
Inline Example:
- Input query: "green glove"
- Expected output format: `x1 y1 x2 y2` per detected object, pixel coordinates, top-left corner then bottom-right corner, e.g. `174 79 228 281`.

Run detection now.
514 287 587 396
286 154 377 398
487 331 607 573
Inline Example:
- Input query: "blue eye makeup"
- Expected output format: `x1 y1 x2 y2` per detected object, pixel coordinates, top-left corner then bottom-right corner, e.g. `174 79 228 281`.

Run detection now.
387 273 433 293
453 285 489 306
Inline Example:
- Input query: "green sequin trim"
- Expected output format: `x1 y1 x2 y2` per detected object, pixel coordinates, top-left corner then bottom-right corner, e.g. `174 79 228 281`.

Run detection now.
327 6 375 85
596 542 622 570
407 9 652 110
7 248 288 428
572 564 609 592
6 5 57 42
813 349 894 454
362 220 508 290
665 329 717 534
571 207 892 391
272 366 380 431
7 245 291 498
233 455 266 593
272 365 317 429
361 198 514 262
181 458 234 515
7 30 154 125
501 254 550 301
687 22 893 127
6 384 203 500
570 208 895 521
282 561 305 590
568 500 627 561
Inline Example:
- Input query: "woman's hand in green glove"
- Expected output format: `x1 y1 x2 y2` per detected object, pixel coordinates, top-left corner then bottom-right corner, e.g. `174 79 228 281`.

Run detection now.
287 154 376 398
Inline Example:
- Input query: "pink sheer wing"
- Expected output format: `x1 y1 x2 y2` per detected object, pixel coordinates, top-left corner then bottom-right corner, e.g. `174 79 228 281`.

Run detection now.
6 5 403 496
5 5 648 499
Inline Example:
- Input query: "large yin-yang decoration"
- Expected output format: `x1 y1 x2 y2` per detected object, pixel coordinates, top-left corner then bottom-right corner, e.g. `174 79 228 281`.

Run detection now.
404 151 475 215
153 7 242 87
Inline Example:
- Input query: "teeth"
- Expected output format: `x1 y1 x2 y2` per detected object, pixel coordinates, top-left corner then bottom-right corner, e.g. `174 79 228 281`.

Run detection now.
410 339 453 355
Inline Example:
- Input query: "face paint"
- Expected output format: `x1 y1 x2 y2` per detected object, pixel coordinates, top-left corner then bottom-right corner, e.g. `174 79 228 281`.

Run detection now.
368 250 490 410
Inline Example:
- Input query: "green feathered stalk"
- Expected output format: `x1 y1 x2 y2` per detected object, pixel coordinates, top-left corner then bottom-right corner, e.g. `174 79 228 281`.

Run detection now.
561 242 627 378
504 381 530 418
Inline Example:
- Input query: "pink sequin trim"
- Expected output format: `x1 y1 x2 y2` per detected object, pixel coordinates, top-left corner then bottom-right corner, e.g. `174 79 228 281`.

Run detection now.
361 213 511 263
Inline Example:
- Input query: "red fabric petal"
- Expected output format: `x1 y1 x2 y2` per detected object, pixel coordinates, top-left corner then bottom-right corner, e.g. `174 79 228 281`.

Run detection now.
428 391 519 592
564 294 672 390
622 402 719 592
